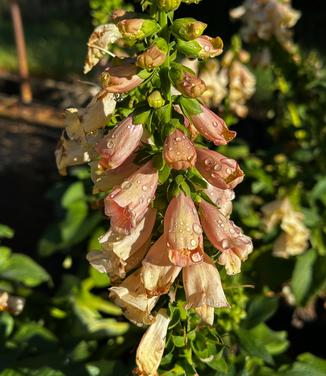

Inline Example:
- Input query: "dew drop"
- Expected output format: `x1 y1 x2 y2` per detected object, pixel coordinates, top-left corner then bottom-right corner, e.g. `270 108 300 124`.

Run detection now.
191 252 202 262
204 159 212 166
212 121 218 127
142 185 148 191
107 140 114 148
226 167 232 174
193 223 202 234
190 239 197 247
221 239 229 249
175 137 182 142
213 163 221 171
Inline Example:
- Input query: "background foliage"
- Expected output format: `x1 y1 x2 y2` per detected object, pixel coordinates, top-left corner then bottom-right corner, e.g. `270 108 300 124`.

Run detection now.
0 0 326 375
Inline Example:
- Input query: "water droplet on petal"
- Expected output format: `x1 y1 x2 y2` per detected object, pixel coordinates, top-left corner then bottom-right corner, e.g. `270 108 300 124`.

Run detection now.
222 239 230 249
191 251 202 263
204 159 212 166
190 239 197 247
213 163 221 171
107 140 114 148
226 167 232 174
193 223 202 234
175 137 182 142
142 185 148 191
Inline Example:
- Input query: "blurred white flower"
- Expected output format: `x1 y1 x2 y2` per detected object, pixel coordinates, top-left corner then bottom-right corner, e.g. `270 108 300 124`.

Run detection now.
230 0 301 52
262 198 310 258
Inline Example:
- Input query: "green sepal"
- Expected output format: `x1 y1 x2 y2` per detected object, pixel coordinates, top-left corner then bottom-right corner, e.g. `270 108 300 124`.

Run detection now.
177 39 202 58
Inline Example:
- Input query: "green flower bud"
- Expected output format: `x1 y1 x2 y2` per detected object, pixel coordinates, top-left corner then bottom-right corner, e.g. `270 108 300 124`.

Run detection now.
157 0 182 12
137 38 168 69
170 63 206 98
117 18 160 42
177 35 223 59
148 90 165 108
172 18 207 41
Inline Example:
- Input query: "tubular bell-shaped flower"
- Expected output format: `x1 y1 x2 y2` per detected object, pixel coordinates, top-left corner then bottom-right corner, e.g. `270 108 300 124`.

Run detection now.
199 199 253 275
101 59 144 93
105 161 158 234
84 23 122 74
196 147 244 189
164 192 204 267
109 269 159 326
170 64 207 98
183 253 229 325
203 183 235 217
135 309 171 376
185 104 236 145
96 116 143 170
141 236 182 297
163 129 197 170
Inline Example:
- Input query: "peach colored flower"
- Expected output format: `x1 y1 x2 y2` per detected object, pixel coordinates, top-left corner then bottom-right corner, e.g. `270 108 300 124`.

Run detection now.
186 104 236 145
163 129 197 170
101 59 143 93
196 147 244 190
90 154 139 193
135 309 170 376
199 200 253 275
203 183 235 217
109 269 159 326
141 236 182 297
164 192 204 267
183 253 229 325
105 161 158 234
96 116 143 170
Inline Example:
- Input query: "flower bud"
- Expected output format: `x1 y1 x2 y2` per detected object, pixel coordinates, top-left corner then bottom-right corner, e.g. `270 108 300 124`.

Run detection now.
172 18 207 41
147 90 165 108
117 18 160 42
136 38 168 69
196 147 244 189
177 36 223 60
101 59 143 93
170 64 206 98
163 129 197 170
157 0 182 12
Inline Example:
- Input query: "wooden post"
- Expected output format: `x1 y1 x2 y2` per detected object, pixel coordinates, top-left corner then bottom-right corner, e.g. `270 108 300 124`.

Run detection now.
10 0 32 104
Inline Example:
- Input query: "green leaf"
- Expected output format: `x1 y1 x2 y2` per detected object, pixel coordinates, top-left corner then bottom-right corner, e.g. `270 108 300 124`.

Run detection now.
159 164 171 184
172 335 186 348
0 312 14 339
243 296 279 329
133 108 151 125
0 247 11 272
291 249 317 305
278 353 326 376
249 324 289 356
0 254 50 287
0 225 14 239
179 96 202 117
236 328 274 365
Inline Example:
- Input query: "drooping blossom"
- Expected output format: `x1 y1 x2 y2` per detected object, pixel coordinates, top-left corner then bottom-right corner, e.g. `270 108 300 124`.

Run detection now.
203 183 235 217
90 154 139 193
163 129 197 170
116 17 160 41
96 116 143 170
87 208 156 281
134 309 170 376
196 147 244 190
199 199 253 275
105 161 158 234
184 104 236 145
228 60 256 118
164 192 204 267
262 198 310 258
183 253 229 325
141 236 182 297
101 59 144 93
170 64 206 98
84 24 122 74
109 269 159 326
177 35 223 60
230 0 300 52
171 18 207 41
